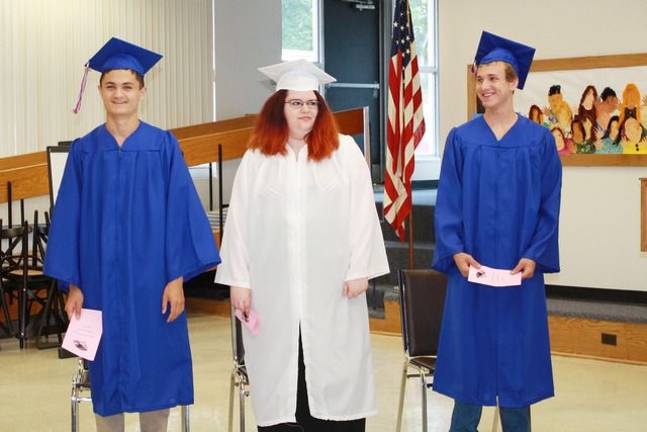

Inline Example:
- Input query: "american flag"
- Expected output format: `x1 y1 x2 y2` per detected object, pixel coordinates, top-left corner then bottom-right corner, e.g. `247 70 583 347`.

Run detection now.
384 0 425 241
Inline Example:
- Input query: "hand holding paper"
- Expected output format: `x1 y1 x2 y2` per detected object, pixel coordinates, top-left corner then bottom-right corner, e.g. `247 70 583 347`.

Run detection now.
235 308 260 336
468 265 522 287
62 308 102 361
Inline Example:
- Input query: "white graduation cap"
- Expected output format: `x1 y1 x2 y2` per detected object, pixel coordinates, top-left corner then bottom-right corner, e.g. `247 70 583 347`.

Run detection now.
258 59 336 92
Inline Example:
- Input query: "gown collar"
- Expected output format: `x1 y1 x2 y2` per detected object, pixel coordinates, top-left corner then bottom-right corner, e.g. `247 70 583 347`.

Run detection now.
99 120 145 151
480 113 521 143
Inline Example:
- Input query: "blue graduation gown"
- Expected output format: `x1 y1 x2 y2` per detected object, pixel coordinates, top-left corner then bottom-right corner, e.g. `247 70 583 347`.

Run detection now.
432 115 561 408
44 122 220 416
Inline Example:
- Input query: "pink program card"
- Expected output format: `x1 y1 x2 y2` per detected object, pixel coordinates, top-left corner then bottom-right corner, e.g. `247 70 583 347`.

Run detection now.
235 309 260 336
62 308 103 361
468 265 522 287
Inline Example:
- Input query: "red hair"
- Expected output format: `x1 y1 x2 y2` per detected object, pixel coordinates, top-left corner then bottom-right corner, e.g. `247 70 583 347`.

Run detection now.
248 90 339 161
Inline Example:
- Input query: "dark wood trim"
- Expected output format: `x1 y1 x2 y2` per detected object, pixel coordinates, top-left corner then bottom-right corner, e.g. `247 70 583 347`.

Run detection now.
559 154 647 167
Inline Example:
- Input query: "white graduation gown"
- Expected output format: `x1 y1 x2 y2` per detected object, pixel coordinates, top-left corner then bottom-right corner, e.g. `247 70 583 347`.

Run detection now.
215 134 389 426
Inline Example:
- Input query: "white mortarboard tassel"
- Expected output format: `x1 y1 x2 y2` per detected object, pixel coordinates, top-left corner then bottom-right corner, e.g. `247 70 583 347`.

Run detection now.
258 59 336 92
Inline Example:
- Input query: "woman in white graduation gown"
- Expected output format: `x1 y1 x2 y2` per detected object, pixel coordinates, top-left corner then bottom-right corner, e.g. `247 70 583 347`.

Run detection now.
215 60 389 431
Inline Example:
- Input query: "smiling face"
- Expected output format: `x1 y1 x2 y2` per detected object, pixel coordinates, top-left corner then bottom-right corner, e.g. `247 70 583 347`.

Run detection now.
98 69 146 118
475 61 517 111
283 90 319 140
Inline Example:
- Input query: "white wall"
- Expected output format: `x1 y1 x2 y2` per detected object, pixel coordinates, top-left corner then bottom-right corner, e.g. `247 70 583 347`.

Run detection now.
195 0 282 209
213 0 282 120
439 0 647 291
0 0 214 158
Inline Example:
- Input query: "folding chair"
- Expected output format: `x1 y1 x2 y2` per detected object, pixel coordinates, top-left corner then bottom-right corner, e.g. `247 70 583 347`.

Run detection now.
395 269 447 432
228 303 250 432
70 359 191 431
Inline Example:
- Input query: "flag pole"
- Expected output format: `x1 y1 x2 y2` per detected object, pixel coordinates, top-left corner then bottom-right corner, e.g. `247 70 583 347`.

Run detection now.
408 208 414 269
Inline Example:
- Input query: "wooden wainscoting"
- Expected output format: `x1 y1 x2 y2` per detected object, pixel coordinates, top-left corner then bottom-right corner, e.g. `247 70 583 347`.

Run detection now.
548 315 647 364
366 296 647 364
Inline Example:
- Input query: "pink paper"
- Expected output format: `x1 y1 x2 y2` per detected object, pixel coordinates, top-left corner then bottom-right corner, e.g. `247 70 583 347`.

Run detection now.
235 309 260 336
468 265 522 287
62 308 103 361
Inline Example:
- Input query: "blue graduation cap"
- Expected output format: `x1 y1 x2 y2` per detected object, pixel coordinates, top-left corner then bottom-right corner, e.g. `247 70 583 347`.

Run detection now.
474 31 535 89
88 37 162 75
73 38 162 113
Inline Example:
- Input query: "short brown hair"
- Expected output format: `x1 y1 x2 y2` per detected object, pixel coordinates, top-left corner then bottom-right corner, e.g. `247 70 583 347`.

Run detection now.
503 63 518 84
99 69 145 88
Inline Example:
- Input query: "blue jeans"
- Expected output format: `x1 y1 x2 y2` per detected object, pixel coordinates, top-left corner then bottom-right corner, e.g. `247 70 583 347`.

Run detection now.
449 400 531 432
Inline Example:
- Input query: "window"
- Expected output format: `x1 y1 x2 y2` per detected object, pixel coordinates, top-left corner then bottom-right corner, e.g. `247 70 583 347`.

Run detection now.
282 0 321 62
409 0 439 157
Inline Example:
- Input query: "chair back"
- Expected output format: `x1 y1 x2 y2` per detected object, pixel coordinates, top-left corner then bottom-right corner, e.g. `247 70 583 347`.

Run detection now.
398 269 448 357
0 220 28 271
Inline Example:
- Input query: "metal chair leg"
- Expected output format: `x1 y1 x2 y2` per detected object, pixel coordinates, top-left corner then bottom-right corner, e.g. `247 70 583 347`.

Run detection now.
239 381 246 432
420 369 428 432
71 387 79 432
181 405 190 432
396 359 409 432
228 370 236 432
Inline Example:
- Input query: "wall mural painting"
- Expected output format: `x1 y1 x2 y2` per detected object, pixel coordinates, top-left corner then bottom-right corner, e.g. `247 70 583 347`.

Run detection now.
516 65 647 156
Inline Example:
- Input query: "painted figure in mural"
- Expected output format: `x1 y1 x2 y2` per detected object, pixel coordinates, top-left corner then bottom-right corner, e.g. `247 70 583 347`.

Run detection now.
618 83 642 126
572 119 595 153
528 104 544 125
544 85 573 135
595 87 619 132
619 116 647 154
597 115 623 154
575 85 598 130
581 116 598 145
551 127 572 155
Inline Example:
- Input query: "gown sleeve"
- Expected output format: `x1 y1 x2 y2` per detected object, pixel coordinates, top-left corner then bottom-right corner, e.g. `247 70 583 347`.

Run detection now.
164 133 221 283
522 130 562 273
43 139 83 292
213 151 252 289
344 137 389 281
432 128 465 273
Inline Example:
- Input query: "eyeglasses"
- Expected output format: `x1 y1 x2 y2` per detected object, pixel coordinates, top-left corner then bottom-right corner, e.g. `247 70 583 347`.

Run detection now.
285 99 320 109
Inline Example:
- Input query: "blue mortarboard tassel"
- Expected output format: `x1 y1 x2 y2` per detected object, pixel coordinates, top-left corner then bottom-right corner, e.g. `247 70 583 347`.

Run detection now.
72 63 90 114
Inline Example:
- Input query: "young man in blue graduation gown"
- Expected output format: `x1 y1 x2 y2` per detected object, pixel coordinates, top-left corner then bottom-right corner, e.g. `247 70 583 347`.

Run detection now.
432 32 562 432
44 38 220 431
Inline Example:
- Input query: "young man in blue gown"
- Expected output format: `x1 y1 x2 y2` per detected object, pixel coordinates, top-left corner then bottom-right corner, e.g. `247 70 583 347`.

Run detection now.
432 32 562 432
44 38 220 431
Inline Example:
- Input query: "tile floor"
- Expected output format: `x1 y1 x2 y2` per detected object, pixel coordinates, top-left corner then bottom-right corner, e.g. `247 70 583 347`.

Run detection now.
1 314 646 431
